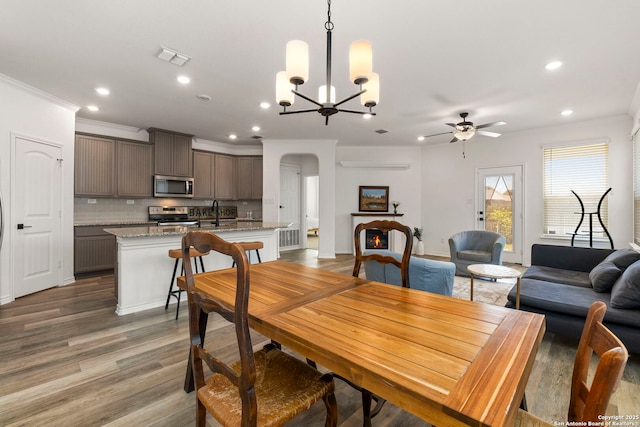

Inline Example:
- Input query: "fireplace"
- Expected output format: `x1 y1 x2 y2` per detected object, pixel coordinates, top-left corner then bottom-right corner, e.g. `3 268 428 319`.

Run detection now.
365 229 389 250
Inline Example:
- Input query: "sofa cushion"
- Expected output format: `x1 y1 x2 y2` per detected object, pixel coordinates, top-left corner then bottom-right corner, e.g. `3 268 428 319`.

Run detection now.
456 250 492 263
603 249 640 270
589 261 622 293
508 278 640 329
611 261 640 309
522 265 592 288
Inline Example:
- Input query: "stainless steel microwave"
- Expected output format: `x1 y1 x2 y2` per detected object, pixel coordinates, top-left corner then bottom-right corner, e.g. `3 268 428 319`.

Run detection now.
153 175 194 198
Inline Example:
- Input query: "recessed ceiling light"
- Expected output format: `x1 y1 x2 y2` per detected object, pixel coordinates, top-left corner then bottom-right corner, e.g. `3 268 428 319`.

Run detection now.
417 136 425 141
87 105 99 112
95 87 110 95
561 109 573 116
260 102 271 109
197 94 211 101
177 75 191 84
252 126 261 132
229 134 237 140
545 61 563 70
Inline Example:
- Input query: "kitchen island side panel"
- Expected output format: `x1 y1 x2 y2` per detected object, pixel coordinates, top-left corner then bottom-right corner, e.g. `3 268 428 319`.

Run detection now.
113 228 280 315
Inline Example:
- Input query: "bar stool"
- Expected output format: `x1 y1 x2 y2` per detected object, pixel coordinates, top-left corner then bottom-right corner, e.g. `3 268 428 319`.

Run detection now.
231 241 263 267
166 247 209 319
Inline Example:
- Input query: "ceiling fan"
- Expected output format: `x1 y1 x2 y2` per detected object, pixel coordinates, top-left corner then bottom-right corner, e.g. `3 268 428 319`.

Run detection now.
422 112 506 143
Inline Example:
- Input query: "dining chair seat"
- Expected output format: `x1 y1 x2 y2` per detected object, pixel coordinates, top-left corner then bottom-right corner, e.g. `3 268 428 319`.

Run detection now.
199 345 334 426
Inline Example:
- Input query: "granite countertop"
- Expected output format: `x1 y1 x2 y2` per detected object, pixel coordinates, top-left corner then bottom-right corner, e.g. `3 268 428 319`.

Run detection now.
74 220 154 227
103 221 290 238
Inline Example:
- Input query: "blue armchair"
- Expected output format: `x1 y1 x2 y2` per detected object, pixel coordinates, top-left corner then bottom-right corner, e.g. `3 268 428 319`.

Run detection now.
363 250 454 296
448 230 506 276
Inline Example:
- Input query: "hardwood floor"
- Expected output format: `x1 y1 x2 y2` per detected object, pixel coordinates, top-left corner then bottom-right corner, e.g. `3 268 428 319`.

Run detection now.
1 250 638 426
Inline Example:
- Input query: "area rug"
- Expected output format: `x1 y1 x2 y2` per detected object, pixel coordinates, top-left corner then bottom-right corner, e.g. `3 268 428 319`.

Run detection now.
450 275 516 307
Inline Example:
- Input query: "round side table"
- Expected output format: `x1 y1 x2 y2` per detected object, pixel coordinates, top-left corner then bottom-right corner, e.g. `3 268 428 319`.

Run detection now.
467 264 522 309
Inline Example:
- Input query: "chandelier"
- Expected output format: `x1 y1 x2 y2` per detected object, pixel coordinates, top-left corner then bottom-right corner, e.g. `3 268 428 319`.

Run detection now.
275 0 379 125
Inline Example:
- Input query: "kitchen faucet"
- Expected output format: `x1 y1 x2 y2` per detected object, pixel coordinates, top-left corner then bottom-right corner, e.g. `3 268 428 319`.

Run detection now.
212 200 220 226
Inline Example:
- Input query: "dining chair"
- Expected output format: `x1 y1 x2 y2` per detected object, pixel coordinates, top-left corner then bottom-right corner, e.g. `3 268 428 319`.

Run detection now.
351 220 413 426
182 231 338 427
514 301 628 426
353 220 413 287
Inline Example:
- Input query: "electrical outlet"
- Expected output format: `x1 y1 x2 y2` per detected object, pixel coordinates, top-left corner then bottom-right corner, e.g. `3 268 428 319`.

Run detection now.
126 200 135 204
88 199 97 204
441 237 445 243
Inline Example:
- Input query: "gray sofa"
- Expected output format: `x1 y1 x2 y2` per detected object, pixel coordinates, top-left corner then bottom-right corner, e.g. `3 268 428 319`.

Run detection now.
363 250 455 296
449 230 506 276
506 244 640 354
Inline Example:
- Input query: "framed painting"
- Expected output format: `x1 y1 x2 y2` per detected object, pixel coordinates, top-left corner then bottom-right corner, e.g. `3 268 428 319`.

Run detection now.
358 186 389 212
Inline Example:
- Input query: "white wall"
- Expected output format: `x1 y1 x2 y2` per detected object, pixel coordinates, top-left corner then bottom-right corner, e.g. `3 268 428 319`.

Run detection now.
261 139 337 258
0 75 78 304
334 146 423 254
422 114 634 265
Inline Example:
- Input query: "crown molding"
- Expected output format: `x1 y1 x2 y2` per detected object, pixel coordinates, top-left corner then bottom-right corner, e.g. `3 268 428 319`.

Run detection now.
0 73 79 112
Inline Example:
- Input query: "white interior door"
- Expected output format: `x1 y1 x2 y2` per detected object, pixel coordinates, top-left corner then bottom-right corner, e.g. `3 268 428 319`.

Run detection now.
477 165 523 264
14 136 63 297
279 164 301 250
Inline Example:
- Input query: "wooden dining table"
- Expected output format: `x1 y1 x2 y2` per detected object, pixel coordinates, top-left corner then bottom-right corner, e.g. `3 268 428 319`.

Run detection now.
179 260 545 427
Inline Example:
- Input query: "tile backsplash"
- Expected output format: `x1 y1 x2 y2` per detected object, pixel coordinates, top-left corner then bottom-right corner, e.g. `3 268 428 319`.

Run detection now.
74 198 262 224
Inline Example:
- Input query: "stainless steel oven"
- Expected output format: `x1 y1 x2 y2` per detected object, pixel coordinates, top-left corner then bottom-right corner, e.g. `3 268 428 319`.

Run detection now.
153 175 194 198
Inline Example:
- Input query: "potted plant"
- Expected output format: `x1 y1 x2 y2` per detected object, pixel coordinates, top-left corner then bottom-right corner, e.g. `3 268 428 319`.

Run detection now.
413 227 424 255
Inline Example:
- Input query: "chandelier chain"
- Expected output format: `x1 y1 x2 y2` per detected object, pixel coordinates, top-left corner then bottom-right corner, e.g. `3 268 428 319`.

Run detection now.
325 0 334 31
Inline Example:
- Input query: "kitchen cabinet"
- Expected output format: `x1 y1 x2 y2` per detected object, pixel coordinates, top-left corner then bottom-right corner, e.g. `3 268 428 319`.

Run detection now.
149 128 193 177
74 226 116 274
74 134 152 198
214 154 235 199
75 135 116 197
236 156 263 199
193 150 215 199
117 141 152 197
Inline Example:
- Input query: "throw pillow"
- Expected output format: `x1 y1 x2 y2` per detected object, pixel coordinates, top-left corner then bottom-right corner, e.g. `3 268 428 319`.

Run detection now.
589 261 622 292
610 261 640 309
603 249 640 270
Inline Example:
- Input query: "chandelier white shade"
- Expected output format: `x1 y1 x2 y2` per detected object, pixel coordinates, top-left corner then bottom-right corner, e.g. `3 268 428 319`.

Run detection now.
319 85 336 103
360 72 379 107
275 0 379 125
285 40 309 84
276 71 295 106
349 40 372 84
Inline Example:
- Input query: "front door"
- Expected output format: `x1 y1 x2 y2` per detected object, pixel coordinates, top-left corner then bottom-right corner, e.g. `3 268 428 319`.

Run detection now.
14 136 63 297
477 165 523 264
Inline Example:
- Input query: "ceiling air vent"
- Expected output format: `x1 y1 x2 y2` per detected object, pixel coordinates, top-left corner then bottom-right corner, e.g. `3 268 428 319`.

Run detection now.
375 129 389 134
251 135 263 139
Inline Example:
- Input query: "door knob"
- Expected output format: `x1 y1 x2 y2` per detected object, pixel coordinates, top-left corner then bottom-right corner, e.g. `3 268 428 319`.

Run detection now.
17 223 32 229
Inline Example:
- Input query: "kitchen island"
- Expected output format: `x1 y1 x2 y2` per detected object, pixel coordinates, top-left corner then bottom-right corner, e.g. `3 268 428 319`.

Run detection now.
104 222 289 315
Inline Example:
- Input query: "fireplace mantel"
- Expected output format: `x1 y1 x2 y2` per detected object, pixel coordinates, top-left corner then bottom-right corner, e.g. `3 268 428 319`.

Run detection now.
351 213 405 255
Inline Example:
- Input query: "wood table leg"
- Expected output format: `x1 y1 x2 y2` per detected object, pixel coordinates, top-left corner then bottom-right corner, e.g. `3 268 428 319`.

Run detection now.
469 272 474 301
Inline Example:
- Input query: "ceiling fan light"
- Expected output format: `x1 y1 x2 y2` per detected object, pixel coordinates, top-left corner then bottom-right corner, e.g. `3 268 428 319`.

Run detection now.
276 71 295 106
361 72 379 107
349 40 372 85
454 128 476 141
318 85 336 104
286 40 309 85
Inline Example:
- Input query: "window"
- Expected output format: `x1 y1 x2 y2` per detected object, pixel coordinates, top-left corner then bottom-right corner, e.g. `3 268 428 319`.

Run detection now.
543 142 609 238
633 131 640 244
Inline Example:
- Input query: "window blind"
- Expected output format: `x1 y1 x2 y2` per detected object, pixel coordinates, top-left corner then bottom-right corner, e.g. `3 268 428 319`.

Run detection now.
543 142 609 238
634 131 640 244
